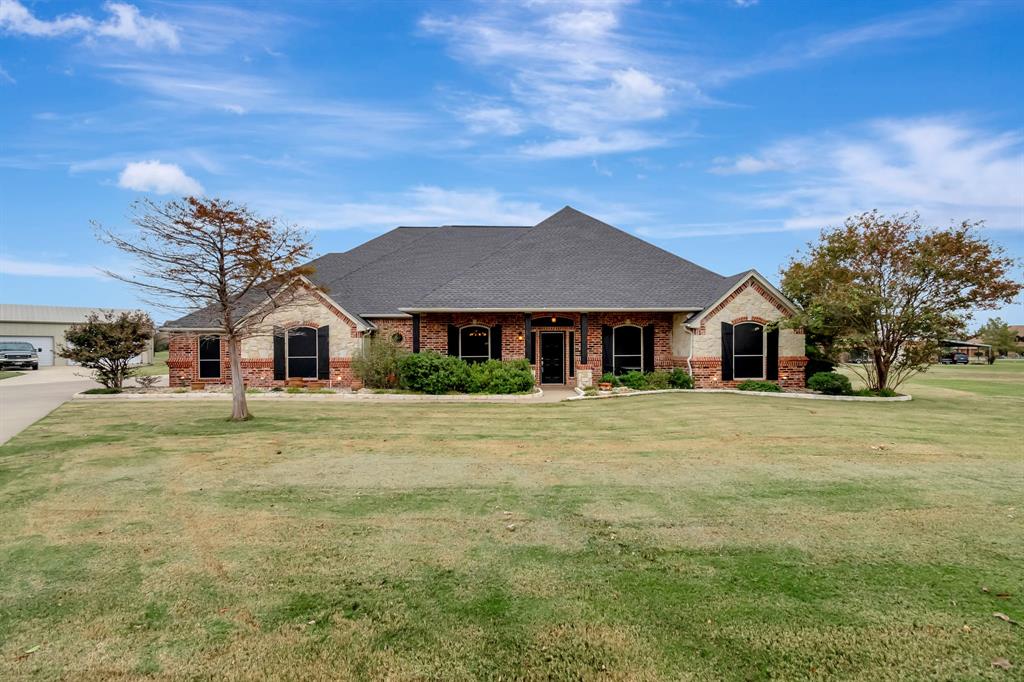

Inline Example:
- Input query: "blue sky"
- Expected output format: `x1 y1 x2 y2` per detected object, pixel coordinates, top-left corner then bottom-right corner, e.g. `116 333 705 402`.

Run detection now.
2 0 1022 324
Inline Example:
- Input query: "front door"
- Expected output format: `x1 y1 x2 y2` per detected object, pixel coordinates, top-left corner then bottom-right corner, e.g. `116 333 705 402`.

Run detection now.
540 332 564 384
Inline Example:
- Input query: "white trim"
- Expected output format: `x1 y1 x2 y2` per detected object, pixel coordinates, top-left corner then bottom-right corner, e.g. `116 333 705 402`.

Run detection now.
685 270 800 329
612 324 643 375
458 324 490 363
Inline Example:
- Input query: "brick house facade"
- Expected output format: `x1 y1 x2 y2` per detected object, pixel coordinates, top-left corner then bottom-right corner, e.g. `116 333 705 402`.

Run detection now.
163 207 806 389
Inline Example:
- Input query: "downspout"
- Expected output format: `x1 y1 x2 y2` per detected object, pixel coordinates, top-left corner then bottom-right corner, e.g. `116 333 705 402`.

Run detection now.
687 328 694 376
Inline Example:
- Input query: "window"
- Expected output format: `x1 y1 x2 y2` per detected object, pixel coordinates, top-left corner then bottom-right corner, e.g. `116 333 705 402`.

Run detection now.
612 326 642 375
390 332 404 344
198 336 221 379
459 325 490 364
287 327 318 378
733 322 764 379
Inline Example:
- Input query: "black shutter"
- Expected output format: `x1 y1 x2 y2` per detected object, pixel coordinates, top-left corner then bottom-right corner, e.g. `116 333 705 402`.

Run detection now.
642 324 655 373
273 328 285 380
569 332 575 378
317 326 330 379
579 313 588 364
524 314 533 363
766 327 779 380
721 322 734 381
601 325 613 375
490 325 502 360
411 314 420 353
447 324 459 357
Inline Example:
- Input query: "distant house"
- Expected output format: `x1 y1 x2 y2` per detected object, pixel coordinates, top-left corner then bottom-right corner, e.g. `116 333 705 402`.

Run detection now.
162 207 807 389
0 304 156 367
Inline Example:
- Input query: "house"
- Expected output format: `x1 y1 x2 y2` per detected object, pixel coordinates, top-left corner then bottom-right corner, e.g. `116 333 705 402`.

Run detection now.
162 207 806 389
0 304 156 367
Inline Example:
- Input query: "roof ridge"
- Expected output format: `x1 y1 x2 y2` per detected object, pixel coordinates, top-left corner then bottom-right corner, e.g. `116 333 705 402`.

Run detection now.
405 223 540 309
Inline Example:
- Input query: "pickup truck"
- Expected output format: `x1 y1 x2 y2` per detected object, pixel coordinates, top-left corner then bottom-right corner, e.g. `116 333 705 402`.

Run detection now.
0 341 40 370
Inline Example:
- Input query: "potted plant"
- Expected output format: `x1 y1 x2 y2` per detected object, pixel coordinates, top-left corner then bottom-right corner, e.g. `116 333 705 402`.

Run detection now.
598 372 616 391
351 378 364 391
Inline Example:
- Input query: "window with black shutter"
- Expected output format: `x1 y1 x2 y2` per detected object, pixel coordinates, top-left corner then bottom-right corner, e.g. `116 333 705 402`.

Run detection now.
287 327 318 378
612 326 642 375
732 322 765 379
459 325 490 364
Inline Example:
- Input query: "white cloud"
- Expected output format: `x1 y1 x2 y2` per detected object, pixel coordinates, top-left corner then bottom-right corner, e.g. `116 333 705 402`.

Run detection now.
520 131 665 159
708 117 1024 233
421 1 691 156
239 186 551 231
0 0 178 48
0 256 101 278
0 63 13 84
118 160 203 195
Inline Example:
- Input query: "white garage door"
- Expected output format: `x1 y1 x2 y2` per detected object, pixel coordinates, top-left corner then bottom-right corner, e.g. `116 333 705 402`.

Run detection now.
0 336 55 366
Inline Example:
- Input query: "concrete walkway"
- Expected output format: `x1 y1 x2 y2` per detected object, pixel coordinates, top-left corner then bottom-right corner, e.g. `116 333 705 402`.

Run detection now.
0 367 98 445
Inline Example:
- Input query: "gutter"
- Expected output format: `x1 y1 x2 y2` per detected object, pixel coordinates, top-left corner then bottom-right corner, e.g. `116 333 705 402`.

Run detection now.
399 307 703 314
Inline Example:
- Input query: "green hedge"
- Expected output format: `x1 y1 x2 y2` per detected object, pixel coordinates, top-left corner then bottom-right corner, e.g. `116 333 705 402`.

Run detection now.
736 380 782 392
807 371 852 395
599 369 693 390
397 352 534 395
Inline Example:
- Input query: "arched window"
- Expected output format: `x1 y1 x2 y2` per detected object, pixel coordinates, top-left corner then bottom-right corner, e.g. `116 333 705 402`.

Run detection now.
612 325 642 375
733 322 764 379
459 325 490 364
287 326 318 378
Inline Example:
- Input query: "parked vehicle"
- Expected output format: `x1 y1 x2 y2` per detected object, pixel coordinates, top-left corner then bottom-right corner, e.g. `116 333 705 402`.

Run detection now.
939 352 969 365
0 341 40 370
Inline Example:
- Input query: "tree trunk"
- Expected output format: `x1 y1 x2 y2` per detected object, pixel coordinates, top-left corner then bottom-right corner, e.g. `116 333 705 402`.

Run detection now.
228 335 250 421
873 349 888 392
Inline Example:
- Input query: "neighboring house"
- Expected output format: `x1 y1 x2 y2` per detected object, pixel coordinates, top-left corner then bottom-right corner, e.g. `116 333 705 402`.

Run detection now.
0 304 155 367
162 207 807 389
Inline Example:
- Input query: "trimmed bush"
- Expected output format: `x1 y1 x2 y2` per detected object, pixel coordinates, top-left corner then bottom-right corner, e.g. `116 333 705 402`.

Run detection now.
736 380 781 393
467 359 535 394
668 368 694 389
600 372 621 387
618 370 648 390
398 351 470 394
807 371 852 395
352 337 406 388
645 371 671 390
82 387 122 395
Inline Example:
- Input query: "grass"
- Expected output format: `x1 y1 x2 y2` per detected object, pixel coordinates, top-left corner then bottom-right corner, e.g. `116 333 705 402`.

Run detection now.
0 370 25 380
133 350 168 377
1 363 1021 680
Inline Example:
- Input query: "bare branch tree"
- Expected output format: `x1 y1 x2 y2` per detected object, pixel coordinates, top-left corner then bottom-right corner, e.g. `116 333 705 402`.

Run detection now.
95 197 314 420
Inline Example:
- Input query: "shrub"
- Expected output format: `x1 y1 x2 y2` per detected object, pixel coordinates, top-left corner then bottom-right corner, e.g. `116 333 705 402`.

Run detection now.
736 380 781 392
134 375 160 390
82 387 122 395
398 351 470 394
599 372 621 387
618 370 648 390
807 371 852 395
59 310 154 389
467 359 534 394
645 371 671 390
668 368 694 389
352 337 407 388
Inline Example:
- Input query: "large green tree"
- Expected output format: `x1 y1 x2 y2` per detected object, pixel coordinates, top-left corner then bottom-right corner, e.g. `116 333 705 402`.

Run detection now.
781 211 1019 392
976 317 1018 357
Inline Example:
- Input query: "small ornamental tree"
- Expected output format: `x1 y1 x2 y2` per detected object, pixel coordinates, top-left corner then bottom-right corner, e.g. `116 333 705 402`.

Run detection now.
781 211 1020 392
96 197 314 421
59 310 154 389
976 317 1017 358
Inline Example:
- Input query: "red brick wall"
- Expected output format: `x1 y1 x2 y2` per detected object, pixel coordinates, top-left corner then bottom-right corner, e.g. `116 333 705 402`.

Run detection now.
684 355 808 389
366 317 414 351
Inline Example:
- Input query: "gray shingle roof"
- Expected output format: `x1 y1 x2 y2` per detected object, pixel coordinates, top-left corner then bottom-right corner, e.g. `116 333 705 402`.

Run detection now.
164 207 736 328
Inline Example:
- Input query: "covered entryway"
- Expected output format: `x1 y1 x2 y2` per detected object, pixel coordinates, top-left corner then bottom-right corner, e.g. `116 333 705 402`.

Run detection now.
540 332 564 384
0 335 54 366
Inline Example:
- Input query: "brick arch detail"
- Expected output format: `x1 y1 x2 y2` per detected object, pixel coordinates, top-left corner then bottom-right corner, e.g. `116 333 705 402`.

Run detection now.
730 316 771 325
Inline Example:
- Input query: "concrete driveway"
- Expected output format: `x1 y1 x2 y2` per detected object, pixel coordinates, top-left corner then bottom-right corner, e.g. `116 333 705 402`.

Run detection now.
0 366 98 445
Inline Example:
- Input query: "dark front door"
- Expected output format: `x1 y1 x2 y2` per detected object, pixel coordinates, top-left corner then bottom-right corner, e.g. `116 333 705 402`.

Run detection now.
540 332 564 384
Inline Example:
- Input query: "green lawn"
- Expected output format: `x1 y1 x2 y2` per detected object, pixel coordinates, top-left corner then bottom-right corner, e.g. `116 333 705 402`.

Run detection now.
1 364 1022 679
0 370 25 380
133 350 168 377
